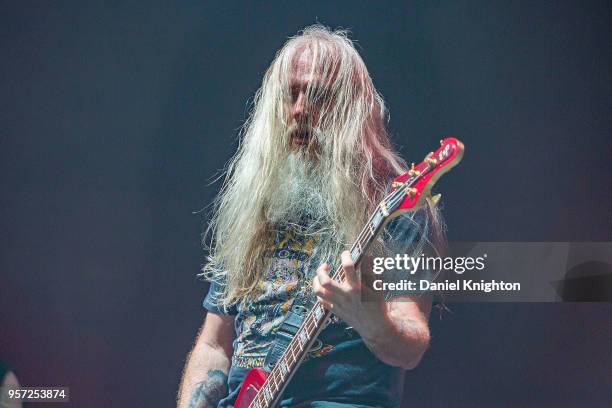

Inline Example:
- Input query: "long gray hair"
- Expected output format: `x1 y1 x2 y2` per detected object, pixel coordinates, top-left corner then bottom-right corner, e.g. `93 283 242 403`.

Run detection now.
202 25 417 307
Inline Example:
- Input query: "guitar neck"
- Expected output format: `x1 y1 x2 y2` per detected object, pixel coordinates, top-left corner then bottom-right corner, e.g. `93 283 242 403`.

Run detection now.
248 201 397 408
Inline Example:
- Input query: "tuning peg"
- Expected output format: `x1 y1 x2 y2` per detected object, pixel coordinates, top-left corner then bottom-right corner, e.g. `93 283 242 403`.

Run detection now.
426 193 442 208
425 156 438 168
440 139 444 146
406 187 418 198
408 162 420 177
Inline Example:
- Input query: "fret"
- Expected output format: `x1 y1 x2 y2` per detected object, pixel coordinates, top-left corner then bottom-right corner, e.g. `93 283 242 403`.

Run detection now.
379 201 389 217
372 209 384 229
303 315 313 333
307 317 317 333
269 372 278 390
259 389 268 406
266 371 276 392
300 317 311 336
298 330 309 346
350 246 360 262
279 359 289 375
261 385 271 403
264 386 272 404
313 303 324 320
293 340 303 352
288 342 297 361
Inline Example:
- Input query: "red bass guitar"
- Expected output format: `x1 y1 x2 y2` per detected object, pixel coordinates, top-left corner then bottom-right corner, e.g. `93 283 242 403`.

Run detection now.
234 137 465 408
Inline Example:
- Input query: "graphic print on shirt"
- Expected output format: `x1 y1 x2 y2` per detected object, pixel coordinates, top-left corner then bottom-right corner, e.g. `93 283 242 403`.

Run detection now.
231 223 339 368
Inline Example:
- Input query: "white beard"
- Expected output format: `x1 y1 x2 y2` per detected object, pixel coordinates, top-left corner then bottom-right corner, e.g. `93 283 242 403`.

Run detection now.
264 151 345 277
265 152 329 227
267 150 350 274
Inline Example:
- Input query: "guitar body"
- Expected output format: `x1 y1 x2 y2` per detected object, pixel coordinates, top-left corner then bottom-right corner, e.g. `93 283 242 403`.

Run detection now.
235 368 269 408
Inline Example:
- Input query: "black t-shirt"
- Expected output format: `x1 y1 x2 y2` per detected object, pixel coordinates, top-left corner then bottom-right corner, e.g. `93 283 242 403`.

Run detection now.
203 211 434 408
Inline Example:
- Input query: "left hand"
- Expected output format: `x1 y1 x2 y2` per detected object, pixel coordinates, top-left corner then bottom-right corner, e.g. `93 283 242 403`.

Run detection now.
312 251 386 337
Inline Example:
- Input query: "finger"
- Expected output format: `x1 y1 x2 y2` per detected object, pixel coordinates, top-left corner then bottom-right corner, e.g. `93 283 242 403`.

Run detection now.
317 296 335 312
312 274 320 293
316 263 331 287
313 274 328 298
316 264 342 291
340 250 359 287
316 262 329 276
314 266 344 298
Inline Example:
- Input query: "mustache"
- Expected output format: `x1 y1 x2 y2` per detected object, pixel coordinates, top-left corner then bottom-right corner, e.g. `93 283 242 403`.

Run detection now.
266 154 329 223
287 123 310 135
286 124 327 145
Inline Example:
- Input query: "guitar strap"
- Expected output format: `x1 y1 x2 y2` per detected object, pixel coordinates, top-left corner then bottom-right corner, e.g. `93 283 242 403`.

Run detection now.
263 219 321 371
263 295 311 371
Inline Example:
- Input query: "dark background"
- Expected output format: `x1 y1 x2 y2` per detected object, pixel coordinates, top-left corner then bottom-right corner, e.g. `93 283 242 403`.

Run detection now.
1 1 611 407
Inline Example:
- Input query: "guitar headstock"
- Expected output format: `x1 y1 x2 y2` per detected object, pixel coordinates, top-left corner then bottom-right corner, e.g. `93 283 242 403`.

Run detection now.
386 137 464 217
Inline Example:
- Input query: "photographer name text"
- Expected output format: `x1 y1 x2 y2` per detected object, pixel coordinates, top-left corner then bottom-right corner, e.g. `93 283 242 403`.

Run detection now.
371 254 521 293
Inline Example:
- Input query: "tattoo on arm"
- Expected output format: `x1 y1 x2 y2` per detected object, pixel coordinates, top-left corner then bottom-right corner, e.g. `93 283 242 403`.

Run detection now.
188 369 228 408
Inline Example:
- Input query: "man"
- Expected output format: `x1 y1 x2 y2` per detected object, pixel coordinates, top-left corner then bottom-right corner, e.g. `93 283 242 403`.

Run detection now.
178 26 441 408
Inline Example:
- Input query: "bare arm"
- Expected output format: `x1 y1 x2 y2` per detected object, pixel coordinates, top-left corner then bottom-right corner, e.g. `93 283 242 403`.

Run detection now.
313 251 432 370
358 294 431 369
177 312 235 408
